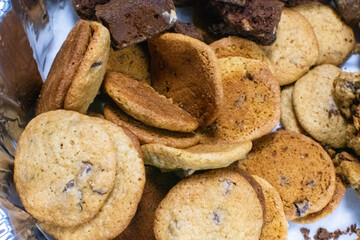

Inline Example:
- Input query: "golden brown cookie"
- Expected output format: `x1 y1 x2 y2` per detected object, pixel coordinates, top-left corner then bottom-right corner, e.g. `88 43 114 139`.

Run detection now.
346 124 360 156
154 169 264 240
293 2 355 66
260 8 319 86
106 44 151 84
280 85 305 134
334 152 360 196
104 101 200 148
252 175 288 240
292 178 346 224
148 33 223 127
115 166 180 240
141 141 252 170
36 20 110 115
238 130 336 221
293 64 347 148
199 57 280 143
104 72 198 132
209 36 274 73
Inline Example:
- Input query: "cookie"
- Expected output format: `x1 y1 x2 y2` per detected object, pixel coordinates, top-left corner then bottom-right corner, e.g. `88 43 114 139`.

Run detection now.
209 36 274 73
148 33 223 128
333 71 360 119
96 0 176 49
40 115 146 240
199 57 280 143
104 72 198 132
292 178 346 224
238 130 336 221
14 110 117 227
64 21 110 114
154 169 264 240
293 2 355 66
293 64 347 148
260 8 319 86
141 141 252 170
170 21 204 41
346 124 360 156
203 0 284 45
252 175 288 240
334 152 360 196
104 102 200 148
106 44 151 84
280 85 305 134
115 166 180 240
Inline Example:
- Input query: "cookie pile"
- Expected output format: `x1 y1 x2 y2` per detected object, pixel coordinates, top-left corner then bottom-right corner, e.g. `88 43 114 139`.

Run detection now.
12 0 360 239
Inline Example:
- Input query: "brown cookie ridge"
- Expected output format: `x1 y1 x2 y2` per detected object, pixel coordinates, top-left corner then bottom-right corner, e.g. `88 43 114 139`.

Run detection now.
148 33 223 128
104 72 199 132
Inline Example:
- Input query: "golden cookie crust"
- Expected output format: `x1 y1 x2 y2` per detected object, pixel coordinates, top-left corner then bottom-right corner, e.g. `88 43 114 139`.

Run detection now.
104 102 200 149
104 72 198 132
148 33 223 127
261 8 319 86
293 64 347 148
154 169 264 240
293 2 355 66
238 130 336 221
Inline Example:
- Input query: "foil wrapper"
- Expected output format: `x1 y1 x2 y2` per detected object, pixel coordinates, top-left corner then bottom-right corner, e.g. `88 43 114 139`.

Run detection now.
0 0 359 239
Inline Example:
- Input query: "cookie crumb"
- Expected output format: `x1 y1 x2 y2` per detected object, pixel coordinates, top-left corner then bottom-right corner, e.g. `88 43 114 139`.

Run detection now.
300 227 310 240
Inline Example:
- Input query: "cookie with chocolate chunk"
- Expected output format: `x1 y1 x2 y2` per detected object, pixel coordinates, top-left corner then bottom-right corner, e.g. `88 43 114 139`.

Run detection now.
293 64 347 148
260 8 319 86
154 169 264 240
238 130 336 221
96 0 176 49
333 152 360 196
199 57 280 143
104 101 200 149
15 110 118 227
148 33 223 128
293 2 355 66
104 72 199 132
36 20 110 115
39 113 145 240
203 0 284 45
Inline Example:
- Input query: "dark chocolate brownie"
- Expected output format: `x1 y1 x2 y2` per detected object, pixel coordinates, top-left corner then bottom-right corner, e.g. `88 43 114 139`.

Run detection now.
170 21 204 41
72 0 109 20
96 0 176 49
279 0 328 6
334 0 360 25
174 0 199 6
202 0 284 45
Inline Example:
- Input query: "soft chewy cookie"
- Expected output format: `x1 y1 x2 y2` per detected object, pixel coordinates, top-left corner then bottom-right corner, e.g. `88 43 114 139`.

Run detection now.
209 36 273 73
238 130 336 221
333 152 360 196
292 178 346 224
148 33 223 127
106 44 151 84
280 85 305 134
104 72 198 132
200 57 280 143
260 8 319 86
40 115 145 240
252 176 288 240
104 102 199 148
141 141 252 170
14 110 117 227
293 64 347 148
116 166 180 240
293 2 355 65
154 169 264 240
36 20 110 115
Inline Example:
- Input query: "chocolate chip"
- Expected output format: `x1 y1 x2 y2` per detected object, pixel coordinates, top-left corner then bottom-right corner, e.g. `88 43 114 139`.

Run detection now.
346 81 355 91
63 180 76 192
280 176 289 186
212 209 223 225
91 61 103 68
246 71 253 81
78 162 92 178
77 203 83 212
93 189 106 195
294 199 309 217
306 180 315 186
220 179 233 196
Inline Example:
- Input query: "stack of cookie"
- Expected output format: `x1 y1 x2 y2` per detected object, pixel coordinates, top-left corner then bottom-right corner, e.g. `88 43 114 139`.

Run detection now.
12 0 360 239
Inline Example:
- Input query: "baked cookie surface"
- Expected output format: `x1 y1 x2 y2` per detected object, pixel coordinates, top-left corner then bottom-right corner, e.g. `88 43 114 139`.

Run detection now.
104 72 198 132
293 64 346 148
261 8 319 86
148 33 223 127
293 2 355 66
238 130 336 221
15 110 117 227
154 169 264 240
